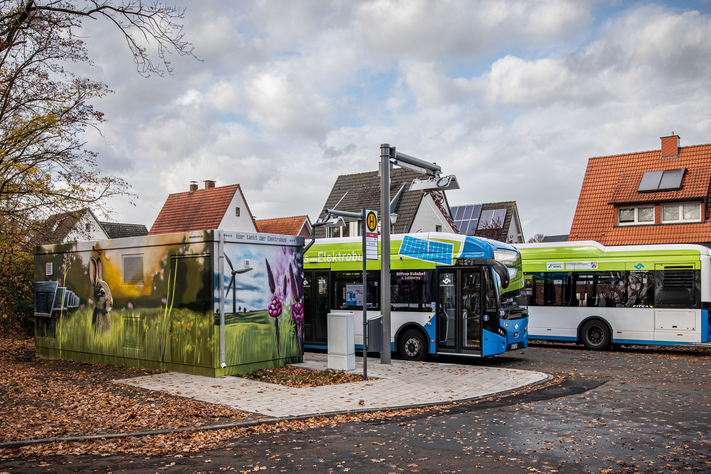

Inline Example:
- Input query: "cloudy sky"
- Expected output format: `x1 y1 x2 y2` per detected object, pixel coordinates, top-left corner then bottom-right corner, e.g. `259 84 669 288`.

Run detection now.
76 0 711 239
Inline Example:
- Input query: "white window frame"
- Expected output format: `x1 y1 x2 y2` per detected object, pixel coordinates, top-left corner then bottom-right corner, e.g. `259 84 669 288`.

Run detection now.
617 206 655 226
661 202 702 224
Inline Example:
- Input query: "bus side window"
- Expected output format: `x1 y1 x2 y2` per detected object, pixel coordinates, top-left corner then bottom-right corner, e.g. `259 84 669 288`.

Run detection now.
574 274 594 307
627 271 652 307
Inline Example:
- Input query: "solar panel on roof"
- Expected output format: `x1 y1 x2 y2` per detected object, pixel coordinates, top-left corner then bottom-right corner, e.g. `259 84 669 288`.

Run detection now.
658 168 686 191
459 220 471 235
468 218 479 234
453 206 465 220
638 170 664 192
472 204 482 218
462 205 474 220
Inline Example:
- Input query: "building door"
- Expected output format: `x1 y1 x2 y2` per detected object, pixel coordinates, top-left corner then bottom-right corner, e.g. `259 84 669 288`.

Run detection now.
436 268 483 356
303 271 329 347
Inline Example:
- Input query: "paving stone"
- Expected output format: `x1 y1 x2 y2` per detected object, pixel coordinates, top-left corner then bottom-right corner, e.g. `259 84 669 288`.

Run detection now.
115 352 549 418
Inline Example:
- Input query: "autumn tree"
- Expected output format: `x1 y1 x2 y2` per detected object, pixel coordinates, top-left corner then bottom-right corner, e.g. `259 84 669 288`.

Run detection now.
527 233 545 243
0 0 196 335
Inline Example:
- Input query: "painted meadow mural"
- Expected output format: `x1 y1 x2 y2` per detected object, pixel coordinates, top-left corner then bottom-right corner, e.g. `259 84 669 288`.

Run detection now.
33 231 304 376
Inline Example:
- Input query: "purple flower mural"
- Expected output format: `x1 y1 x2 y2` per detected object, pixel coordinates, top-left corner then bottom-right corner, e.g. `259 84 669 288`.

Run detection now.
290 263 304 350
266 258 282 355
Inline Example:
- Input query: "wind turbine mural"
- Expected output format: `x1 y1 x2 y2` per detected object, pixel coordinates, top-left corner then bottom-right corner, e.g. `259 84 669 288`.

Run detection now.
225 254 252 315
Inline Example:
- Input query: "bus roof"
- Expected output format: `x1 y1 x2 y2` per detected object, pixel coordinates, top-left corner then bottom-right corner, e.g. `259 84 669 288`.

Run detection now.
305 232 519 270
514 240 711 256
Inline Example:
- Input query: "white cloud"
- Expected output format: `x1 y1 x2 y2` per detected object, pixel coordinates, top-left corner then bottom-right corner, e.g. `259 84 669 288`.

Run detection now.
66 1 711 241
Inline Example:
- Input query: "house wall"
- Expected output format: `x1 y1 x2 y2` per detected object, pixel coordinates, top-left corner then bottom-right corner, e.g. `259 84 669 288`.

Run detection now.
218 192 257 232
409 194 456 233
64 212 109 242
507 208 524 243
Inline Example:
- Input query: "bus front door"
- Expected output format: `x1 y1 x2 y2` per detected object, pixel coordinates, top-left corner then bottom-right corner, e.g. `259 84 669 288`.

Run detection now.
436 269 483 356
303 271 329 348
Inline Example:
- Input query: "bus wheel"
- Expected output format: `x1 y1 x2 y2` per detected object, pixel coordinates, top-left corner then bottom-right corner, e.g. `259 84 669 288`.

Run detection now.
581 320 610 351
399 329 426 361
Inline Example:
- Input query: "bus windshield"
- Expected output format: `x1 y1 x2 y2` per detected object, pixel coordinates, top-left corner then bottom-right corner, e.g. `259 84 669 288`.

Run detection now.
496 270 528 320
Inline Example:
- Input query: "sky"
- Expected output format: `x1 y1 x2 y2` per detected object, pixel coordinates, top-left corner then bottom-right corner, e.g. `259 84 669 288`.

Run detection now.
73 0 711 239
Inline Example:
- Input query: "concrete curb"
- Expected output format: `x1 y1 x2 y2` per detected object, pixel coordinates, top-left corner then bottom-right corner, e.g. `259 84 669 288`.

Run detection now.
0 374 553 449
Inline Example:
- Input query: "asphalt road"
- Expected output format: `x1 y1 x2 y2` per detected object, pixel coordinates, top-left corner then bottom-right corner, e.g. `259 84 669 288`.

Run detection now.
3 343 711 473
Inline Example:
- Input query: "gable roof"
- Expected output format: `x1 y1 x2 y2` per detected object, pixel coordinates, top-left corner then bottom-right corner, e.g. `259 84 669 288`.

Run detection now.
149 184 256 235
315 168 433 238
569 141 711 245
256 215 311 236
99 222 148 239
39 208 91 244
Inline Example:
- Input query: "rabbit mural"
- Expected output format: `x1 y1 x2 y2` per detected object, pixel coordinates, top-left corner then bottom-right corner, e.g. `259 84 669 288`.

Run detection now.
89 257 113 333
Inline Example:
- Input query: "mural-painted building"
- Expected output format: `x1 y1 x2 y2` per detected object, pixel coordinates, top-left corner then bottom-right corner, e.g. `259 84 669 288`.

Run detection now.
34 230 305 377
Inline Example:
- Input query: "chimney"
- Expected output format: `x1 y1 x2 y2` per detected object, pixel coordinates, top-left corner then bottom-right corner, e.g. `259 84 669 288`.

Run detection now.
204 180 216 190
189 181 198 192
661 132 680 158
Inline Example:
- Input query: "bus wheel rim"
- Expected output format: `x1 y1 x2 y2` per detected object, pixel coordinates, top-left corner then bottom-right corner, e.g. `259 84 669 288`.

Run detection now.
406 337 421 357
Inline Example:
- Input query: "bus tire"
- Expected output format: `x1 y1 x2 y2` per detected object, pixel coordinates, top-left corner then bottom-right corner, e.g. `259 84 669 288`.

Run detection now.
580 319 610 351
399 329 427 361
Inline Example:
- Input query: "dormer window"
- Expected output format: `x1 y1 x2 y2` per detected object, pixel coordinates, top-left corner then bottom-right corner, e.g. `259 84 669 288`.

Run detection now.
661 202 701 224
618 206 654 225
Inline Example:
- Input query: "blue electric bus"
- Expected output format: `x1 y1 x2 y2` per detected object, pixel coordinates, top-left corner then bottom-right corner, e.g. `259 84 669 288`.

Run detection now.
302 232 529 359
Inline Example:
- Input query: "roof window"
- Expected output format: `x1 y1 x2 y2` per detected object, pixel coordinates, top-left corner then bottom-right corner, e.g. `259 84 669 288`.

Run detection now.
638 168 686 192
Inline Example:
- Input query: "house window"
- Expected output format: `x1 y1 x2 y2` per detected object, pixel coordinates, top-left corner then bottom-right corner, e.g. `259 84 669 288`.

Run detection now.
85 223 91 232
478 209 507 230
235 207 240 217
123 255 144 284
661 202 702 224
435 225 442 232
618 206 654 225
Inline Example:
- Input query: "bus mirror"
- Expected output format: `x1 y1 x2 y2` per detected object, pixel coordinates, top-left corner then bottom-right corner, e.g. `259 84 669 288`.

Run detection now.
492 261 510 289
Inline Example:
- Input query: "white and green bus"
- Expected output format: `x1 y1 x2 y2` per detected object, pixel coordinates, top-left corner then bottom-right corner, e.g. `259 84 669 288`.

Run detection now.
303 232 529 360
514 241 711 350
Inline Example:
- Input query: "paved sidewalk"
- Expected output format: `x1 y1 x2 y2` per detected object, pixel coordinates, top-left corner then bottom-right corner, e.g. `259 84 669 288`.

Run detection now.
116 353 549 418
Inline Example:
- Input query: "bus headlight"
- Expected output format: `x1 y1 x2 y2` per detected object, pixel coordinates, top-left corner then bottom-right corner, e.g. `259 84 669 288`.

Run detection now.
494 250 519 265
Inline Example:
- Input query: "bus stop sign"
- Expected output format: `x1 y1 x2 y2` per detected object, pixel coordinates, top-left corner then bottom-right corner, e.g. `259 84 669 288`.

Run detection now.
365 209 378 260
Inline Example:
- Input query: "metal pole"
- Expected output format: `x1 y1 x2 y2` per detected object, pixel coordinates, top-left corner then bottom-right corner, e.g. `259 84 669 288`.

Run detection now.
218 231 227 369
380 144 392 364
361 208 368 380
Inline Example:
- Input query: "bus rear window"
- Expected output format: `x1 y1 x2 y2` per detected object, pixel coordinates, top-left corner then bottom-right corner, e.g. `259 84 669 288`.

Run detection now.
654 269 699 308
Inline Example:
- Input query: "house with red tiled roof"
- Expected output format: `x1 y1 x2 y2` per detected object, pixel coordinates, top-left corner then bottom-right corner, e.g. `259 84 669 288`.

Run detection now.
149 181 257 235
569 134 711 246
256 216 312 239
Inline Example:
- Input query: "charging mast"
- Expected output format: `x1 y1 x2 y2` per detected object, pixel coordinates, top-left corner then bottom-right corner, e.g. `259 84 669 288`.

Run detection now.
379 144 457 364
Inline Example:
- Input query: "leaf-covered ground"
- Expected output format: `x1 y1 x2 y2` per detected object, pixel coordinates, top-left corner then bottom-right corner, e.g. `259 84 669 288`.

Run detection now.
0 337 559 460
237 366 366 387
0 337 261 444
